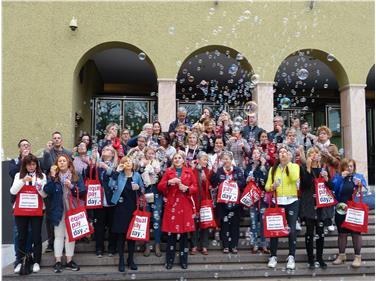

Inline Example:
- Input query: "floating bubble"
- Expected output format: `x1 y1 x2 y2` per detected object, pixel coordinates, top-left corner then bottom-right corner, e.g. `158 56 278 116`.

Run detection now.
311 99 315 103
131 274 136 280
236 53 244 60
228 64 238 75
323 83 328 88
281 72 287 78
188 76 195 83
280 97 291 109
138 52 146 60
297 68 309 80
251 74 260 83
168 26 176 35
214 273 219 279
209 7 216 15
327 53 335 62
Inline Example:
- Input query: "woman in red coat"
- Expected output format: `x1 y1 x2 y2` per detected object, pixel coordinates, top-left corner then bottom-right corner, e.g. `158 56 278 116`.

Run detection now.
157 151 198 270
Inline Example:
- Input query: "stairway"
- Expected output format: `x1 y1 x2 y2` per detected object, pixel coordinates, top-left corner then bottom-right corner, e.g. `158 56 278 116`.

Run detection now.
3 211 375 280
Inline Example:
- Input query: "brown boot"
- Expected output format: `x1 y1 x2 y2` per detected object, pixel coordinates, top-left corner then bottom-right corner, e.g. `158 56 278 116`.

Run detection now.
143 243 150 257
332 253 346 265
351 255 362 268
155 243 162 257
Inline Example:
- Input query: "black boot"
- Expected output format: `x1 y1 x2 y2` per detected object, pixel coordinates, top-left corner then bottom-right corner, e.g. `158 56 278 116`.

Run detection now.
305 233 315 269
316 234 327 269
118 255 125 272
127 259 138 270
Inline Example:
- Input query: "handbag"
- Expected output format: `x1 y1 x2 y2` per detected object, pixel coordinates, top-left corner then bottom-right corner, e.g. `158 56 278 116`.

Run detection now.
354 186 375 210
263 192 289 238
126 195 151 241
341 185 369 233
217 179 239 204
14 181 43 217
240 180 261 208
85 163 104 209
65 188 94 242
314 177 337 208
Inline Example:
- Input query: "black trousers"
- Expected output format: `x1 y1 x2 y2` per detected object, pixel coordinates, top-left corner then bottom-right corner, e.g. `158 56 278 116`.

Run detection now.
44 198 54 247
191 217 209 249
94 207 116 253
117 234 135 264
305 218 325 262
166 233 188 266
15 216 43 264
220 207 241 249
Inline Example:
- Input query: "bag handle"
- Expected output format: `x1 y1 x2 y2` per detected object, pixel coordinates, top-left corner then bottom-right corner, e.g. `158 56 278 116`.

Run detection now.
136 192 147 212
268 190 278 208
89 161 99 181
69 186 81 209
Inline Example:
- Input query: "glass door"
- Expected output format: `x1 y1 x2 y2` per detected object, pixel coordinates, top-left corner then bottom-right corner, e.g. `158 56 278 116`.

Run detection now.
93 99 123 140
123 100 149 135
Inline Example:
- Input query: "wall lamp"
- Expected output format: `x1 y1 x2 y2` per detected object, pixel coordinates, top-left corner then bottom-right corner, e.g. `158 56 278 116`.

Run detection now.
69 17 78 31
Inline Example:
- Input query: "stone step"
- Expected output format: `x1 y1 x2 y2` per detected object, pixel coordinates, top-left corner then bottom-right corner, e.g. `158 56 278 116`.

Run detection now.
73 235 375 253
37 247 375 267
2 261 374 280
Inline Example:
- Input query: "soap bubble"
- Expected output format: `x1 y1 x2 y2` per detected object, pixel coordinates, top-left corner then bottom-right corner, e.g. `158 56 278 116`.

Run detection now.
297 68 309 80
168 26 176 35
138 52 146 60
209 7 216 15
214 273 219 279
236 53 244 60
300 97 307 103
327 53 335 62
323 83 328 88
131 274 136 279
188 76 195 83
228 64 238 75
280 97 291 109
251 74 260 83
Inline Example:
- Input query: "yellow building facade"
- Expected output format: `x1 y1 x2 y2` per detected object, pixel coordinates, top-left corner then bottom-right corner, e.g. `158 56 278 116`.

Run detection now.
2 0 375 179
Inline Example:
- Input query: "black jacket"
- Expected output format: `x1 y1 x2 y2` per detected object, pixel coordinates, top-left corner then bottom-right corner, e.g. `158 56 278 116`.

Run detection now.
242 125 263 144
299 166 334 221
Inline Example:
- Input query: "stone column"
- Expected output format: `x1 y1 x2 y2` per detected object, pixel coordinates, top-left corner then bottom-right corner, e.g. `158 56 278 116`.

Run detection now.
158 79 177 131
254 81 274 132
340 84 368 180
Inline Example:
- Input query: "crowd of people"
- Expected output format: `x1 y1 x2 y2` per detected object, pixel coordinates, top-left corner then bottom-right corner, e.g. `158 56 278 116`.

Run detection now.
9 105 368 274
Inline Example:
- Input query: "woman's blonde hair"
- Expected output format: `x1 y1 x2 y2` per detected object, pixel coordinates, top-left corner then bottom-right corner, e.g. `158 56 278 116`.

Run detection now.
306 146 320 158
101 145 118 168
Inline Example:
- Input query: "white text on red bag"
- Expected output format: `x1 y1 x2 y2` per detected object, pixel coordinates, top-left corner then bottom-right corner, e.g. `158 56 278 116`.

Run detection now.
126 195 151 241
217 180 239 203
85 163 104 209
314 178 337 208
14 184 43 217
240 180 261 208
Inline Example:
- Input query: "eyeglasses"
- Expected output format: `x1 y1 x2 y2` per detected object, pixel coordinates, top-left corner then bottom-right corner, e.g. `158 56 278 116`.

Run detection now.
20 143 30 148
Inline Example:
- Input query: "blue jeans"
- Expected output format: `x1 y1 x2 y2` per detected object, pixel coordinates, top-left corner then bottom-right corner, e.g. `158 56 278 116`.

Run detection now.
249 201 267 248
145 185 163 244
13 216 32 264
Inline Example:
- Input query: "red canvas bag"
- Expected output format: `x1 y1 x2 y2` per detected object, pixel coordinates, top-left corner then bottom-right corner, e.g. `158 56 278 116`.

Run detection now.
126 195 151 241
217 179 239 204
263 192 289 238
14 182 43 217
85 163 104 209
341 185 369 233
65 188 94 242
314 177 337 208
240 180 262 208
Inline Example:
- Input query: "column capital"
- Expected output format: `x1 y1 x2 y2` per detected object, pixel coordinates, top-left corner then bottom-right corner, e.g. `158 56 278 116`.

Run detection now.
158 78 177 83
339 84 367 92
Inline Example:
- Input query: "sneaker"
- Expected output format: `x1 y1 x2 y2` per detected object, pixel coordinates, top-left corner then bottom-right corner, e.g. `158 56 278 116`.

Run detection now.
53 262 63 273
296 221 302 231
14 263 21 274
32 263 40 273
108 252 114 257
286 255 296 270
268 256 277 268
96 251 103 258
328 225 335 232
65 260 80 271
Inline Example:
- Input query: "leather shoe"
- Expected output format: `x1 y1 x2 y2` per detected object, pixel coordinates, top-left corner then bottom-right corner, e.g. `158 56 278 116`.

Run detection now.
118 263 125 272
181 264 188 269
165 263 173 270
127 261 138 270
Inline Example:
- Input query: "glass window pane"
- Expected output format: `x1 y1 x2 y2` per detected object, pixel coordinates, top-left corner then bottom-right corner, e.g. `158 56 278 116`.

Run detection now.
124 101 149 136
94 99 122 140
179 102 202 125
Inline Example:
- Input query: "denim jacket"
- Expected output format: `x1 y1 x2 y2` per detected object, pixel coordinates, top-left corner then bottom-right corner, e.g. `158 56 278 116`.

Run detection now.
111 171 144 205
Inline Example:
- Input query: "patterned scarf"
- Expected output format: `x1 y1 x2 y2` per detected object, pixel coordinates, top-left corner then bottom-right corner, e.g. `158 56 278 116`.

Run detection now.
59 170 74 211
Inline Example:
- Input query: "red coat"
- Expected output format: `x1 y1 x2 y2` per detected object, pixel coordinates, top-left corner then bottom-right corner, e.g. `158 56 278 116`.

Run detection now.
192 167 212 213
157 167 198 233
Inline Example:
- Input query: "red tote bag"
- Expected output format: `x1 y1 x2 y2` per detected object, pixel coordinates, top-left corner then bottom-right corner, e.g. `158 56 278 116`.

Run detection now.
199 199 217 229
263 192 289 238
314 177 337 208
65 188 94 242
85 163 104 209
240 180 262 208
341 186 369 233
14 184 43 217
217 180 239 204
126 196 151 242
